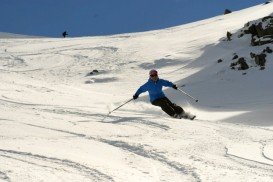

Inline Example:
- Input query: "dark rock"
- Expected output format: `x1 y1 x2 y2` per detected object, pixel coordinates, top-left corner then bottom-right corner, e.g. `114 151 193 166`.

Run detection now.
264 1 271 5
262 16 273 22
232 54 239 60
251 35 262 46
230 62 237 67
250 52 256 58
246 24 258 35
238 33 244 38
246 23 269 36
242 72 247 75
237 57 249 70
263 46 273 53
245 22 250 27
87 69 99 76
259 36 273 45
254 53 266 67
251 36 258 46
224 9 232 15
262 27 273 37
227 31 232 41
241 15 273 46
217 59 223 63
230 58 249 70
260 66 265 70
256 23 264 37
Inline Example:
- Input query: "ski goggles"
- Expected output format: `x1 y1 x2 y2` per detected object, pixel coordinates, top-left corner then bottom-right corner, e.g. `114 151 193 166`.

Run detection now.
150 74 158 77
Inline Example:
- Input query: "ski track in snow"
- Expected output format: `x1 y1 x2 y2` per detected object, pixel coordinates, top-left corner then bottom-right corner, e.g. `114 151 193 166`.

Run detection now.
0 95 171 131
0 171 10 182
1 62 273 181
225 146 273 168
24 123 201 181
225 147 273 176
262 140 273 162
0 149 114 182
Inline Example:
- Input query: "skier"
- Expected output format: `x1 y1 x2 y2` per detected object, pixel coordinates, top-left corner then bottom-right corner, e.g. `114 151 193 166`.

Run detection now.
133 69 195 119
62 31 68 38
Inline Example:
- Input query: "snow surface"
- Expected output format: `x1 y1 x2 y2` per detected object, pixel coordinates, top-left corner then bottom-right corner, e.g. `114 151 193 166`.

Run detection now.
1 3 273 182
0 32 40 39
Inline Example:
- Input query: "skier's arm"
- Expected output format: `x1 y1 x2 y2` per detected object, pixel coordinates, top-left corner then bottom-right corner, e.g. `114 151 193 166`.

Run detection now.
161 79 175 87
161 79 178 89
133 84 148 99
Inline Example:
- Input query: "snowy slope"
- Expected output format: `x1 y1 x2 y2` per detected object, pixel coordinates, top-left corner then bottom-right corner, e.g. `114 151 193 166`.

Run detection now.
0 32 40 38
1 3 273 182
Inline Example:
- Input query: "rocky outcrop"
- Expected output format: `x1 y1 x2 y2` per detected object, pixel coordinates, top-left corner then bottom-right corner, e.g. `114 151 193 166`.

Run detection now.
224 9 232 15
263 46 273 53
239 16 273 46
217 59 223 63
250 52 267 70
232 54 238 60
223 13 273 72
87 69 99 76
230 57 249 70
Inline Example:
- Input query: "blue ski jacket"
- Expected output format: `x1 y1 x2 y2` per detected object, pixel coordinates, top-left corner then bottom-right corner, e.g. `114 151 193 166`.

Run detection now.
134 78 174 102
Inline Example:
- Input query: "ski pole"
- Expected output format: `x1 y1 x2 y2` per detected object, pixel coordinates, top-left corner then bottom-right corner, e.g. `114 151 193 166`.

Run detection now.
102 98 134 121
108 98 133 115
177 88 199 102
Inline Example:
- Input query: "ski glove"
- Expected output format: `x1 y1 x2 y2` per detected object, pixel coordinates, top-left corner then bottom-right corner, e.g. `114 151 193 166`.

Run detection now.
172 85 178 90
133 95 138 100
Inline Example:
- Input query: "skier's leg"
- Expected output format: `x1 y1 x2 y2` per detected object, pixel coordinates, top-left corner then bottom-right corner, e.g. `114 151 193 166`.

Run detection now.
163 97 184 114
162 98 196 120
152 98 176 117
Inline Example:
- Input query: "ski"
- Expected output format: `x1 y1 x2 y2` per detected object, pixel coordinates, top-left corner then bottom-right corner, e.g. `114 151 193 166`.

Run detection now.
173 112 196 120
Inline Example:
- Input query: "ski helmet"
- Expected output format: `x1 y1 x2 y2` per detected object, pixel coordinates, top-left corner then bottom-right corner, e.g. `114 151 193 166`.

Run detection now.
149 69 158 76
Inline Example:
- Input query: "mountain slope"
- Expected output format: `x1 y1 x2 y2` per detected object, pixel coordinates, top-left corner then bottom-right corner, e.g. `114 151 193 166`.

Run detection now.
1 3 273 182
0 32 40 38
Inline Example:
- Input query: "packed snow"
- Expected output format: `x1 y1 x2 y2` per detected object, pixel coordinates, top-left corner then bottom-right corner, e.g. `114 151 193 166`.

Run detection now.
1 3 273 182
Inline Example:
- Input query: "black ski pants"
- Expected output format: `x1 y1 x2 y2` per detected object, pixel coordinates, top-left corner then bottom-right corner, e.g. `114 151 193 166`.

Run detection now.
152 97 184 117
